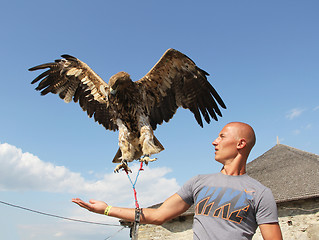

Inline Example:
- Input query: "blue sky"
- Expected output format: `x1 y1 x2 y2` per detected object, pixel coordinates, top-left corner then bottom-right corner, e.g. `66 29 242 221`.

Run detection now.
1 0 318 239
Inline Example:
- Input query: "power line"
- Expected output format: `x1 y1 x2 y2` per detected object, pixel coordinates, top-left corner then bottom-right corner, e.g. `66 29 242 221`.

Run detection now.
0 199 120 227
104 226 126 240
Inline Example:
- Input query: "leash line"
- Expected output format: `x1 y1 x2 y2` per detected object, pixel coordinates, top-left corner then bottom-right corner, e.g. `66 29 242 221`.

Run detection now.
124 162 144 209
124 161 144 239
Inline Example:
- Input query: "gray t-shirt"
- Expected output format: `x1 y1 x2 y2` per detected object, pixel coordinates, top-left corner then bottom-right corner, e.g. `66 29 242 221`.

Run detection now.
177 173 278 240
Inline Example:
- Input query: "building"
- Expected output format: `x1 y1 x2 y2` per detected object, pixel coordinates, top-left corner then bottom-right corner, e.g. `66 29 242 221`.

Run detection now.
122 144 319 239
247 144 319 240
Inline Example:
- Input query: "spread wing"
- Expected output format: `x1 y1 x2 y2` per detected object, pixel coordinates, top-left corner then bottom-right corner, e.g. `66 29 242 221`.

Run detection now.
137 48 226 130
29 55 118 131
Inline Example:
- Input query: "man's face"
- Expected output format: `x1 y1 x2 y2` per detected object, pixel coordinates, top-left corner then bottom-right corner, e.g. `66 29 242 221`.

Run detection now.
212 124 239 164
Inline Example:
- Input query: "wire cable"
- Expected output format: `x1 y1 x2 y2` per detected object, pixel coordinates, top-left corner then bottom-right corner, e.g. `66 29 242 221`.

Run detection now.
0 200 120 226
104 226 126 240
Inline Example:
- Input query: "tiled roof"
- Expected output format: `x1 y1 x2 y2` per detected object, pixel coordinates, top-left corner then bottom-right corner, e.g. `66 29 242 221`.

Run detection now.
247 144 319 203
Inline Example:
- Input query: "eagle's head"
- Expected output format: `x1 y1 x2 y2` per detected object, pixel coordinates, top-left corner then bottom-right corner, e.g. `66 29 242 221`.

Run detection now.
109 72 132 95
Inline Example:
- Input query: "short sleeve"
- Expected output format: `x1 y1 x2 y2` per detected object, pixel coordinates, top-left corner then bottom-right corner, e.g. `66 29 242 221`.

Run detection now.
255 187 279 225
176 175 198 206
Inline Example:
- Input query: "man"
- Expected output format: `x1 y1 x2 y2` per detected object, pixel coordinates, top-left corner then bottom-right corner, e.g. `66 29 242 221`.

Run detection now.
72 122 283 240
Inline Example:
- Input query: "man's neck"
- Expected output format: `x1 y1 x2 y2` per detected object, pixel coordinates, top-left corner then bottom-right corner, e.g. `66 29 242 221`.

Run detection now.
220 156 247 176
221 167 246 176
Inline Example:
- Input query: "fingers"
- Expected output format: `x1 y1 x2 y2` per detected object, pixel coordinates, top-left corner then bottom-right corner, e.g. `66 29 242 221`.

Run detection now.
71 198 82 204
72 198 86 205
72 198 93 211
72 198 107 215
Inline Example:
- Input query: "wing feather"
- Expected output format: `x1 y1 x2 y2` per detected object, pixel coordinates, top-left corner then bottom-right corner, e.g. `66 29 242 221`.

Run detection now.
29 55 117 131
137 48 226 129
190 103 203 127
197 96 210 124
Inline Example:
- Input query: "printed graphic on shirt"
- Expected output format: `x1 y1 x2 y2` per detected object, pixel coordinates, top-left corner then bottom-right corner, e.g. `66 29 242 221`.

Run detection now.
195 186 254 224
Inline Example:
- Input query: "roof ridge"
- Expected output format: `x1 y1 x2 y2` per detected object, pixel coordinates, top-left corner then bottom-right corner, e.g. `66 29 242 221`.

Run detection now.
275 143 319 159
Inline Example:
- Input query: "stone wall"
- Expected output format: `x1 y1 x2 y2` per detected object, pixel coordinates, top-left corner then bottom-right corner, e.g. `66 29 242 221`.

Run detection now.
138 215 193 240
253 198 319 240
137 198 319 239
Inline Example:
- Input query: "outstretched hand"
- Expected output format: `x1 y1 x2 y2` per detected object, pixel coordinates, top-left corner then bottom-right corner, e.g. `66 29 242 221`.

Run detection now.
72 198 108 215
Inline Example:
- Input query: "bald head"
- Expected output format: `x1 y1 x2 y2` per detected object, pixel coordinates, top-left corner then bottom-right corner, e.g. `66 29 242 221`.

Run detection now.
225 122 256 151
212 122 256 174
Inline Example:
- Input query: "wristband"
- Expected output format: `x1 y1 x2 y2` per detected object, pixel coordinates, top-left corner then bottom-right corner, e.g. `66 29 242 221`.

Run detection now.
104 205 112 216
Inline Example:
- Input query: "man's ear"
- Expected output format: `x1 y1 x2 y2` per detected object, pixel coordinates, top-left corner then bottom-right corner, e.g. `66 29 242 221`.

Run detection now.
237 138 247 150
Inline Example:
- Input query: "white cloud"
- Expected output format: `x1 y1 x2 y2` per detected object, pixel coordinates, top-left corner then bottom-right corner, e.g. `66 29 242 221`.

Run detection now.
0 142 180 240
290 123 313 136
0 142 180 207
286 108 305 120
313 106 319 111
305 123 312 130
292 129 301 135
0 142 84 192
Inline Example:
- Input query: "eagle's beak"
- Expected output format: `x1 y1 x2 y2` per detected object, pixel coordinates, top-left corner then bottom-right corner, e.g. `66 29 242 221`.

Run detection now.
110 87 117 95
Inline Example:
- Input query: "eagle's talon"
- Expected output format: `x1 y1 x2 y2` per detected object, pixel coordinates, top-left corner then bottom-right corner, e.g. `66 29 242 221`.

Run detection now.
140 155 157 165
114 160 131 173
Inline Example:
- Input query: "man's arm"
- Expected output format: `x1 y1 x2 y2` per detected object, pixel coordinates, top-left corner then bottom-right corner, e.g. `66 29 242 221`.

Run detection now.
72 193 190 225
259 223 283 240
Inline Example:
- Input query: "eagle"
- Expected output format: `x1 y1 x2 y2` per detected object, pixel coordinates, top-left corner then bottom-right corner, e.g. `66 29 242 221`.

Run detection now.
29 49 226 172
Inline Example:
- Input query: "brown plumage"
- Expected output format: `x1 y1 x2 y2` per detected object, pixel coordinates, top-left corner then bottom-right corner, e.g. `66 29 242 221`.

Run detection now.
29 49 226 172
